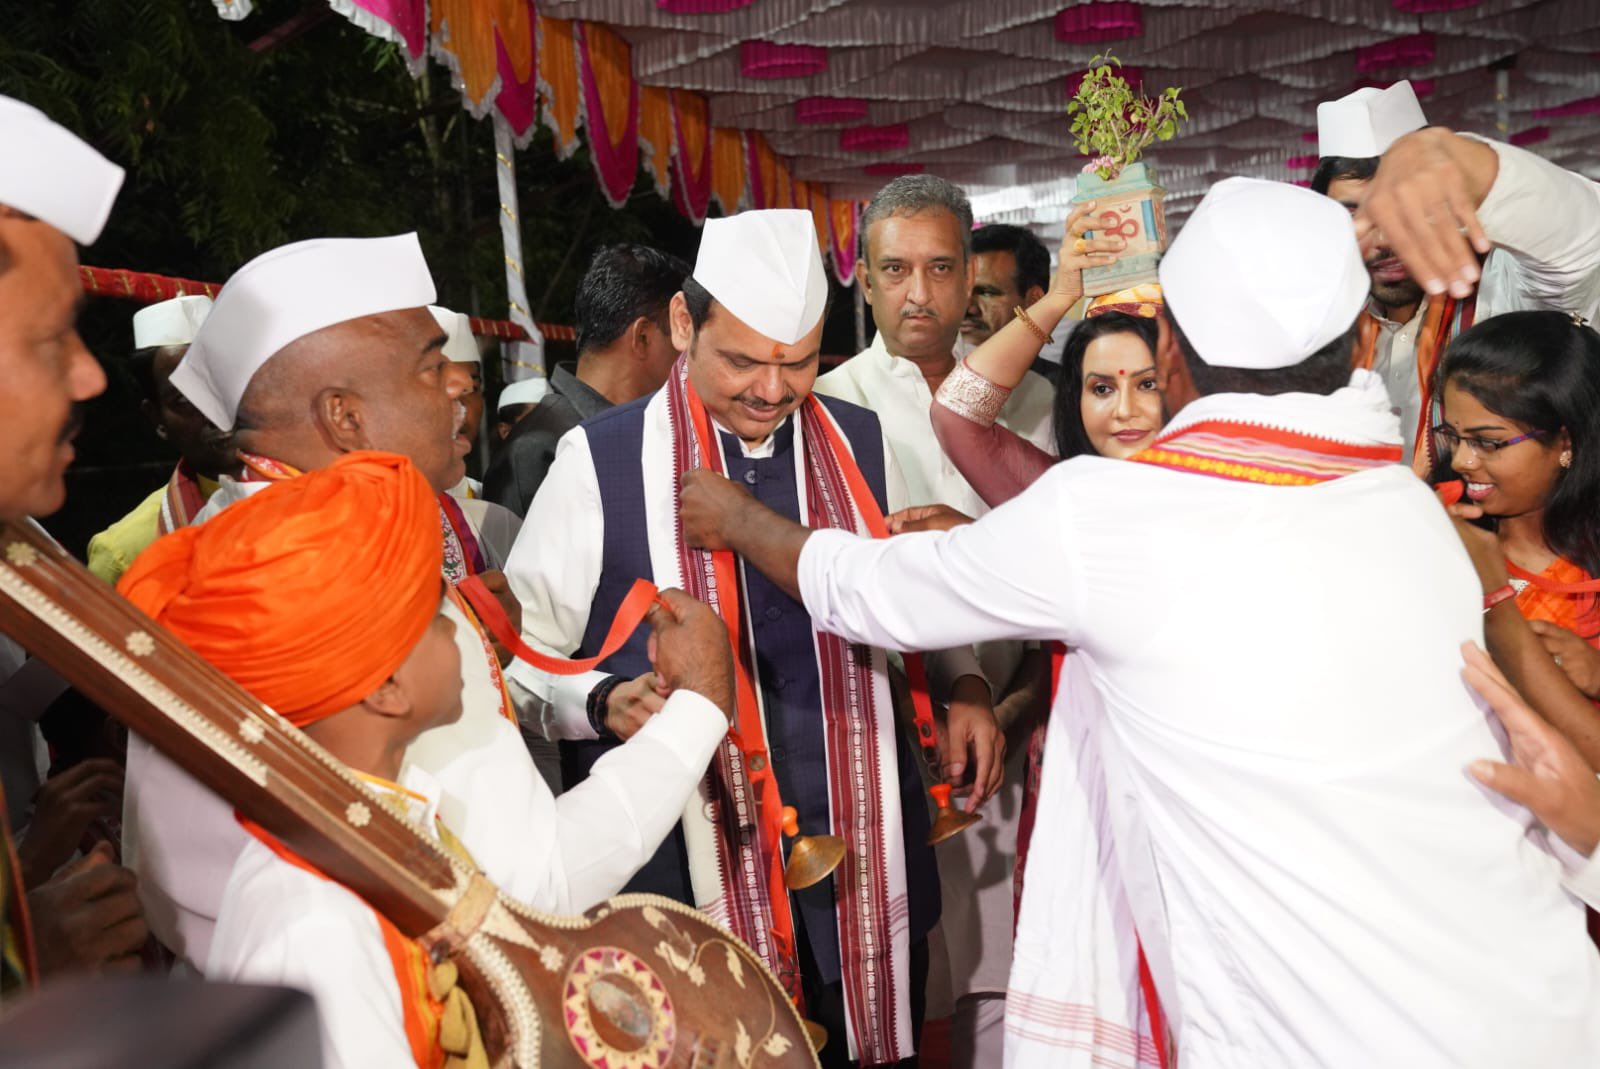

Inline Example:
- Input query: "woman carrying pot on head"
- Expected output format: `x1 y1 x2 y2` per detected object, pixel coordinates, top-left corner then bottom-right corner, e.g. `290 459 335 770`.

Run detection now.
1434 311 1600 700
917 200 1170 513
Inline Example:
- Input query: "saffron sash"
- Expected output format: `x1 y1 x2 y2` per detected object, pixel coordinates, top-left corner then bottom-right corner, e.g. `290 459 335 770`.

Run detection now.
1131 420 1402 485
1352 295 1477 474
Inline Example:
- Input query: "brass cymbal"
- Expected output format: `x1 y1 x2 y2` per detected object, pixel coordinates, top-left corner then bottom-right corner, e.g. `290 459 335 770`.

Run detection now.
927 783 982 845
781 805 845 890
802 1017 830 1052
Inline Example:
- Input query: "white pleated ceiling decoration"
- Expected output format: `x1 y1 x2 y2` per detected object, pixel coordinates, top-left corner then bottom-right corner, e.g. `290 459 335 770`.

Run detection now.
547 0 1600 236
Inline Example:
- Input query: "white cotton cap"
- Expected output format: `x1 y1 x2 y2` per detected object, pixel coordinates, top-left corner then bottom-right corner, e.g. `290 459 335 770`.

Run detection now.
692 209 828 346
1159 177 1367 371
172 234 437 431
429 305 480 364
0 95 125 245
133 295 213 350
1316 81 1427 160
498 377 548 410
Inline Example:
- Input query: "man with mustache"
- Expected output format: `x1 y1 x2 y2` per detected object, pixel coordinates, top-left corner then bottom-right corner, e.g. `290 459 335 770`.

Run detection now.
505 208 1002 1066
1313 80 1600 468
0 93 152 994
815 175 1055 1066
124 234 729 970
960 223 1066 372
86 295 234 585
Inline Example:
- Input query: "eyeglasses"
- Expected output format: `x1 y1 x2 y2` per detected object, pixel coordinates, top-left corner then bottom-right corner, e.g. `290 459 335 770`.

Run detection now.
1432 425 1549 458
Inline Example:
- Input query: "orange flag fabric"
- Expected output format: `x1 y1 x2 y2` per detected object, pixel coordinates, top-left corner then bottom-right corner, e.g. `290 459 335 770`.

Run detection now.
119 452 443 728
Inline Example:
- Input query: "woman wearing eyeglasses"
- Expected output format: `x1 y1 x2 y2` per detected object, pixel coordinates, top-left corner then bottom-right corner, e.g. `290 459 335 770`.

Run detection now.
1434 311 1600 698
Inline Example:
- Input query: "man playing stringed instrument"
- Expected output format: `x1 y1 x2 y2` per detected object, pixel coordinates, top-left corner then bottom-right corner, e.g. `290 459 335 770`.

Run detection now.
125 234 733 971
116 450 736 1068
504 208 1004 1067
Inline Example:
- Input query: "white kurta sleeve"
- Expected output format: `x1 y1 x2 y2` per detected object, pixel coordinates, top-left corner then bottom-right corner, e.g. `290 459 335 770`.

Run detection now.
801 469 1088 653
208 848 413 1069
1471 136 1600 319
503 428 608 741
545 689 728 910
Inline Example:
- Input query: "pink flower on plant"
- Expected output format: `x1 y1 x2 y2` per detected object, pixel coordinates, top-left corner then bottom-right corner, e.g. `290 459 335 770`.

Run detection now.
1083 155 1117 174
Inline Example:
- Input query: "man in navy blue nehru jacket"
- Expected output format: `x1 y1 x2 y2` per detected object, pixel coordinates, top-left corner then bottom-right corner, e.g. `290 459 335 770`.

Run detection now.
503 208 1004 1068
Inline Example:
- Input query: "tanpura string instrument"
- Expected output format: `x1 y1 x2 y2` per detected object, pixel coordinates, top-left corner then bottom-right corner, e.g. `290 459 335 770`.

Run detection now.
0 519 816 1069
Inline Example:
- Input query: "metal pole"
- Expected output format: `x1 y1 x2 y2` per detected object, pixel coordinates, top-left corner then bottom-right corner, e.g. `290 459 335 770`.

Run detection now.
493 113 545 384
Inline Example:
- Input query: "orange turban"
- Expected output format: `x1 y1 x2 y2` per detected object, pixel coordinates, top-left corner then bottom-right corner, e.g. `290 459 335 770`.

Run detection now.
118 451 444 727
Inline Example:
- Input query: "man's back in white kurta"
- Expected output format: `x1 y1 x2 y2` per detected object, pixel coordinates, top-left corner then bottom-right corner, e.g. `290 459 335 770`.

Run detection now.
798 385 1600 1066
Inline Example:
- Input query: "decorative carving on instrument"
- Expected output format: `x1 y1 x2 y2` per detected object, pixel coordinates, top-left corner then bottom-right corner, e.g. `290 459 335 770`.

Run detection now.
0 521 816 1068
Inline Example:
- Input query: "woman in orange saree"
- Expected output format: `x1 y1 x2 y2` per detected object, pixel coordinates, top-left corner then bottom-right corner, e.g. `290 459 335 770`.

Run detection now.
1434 311 1600 698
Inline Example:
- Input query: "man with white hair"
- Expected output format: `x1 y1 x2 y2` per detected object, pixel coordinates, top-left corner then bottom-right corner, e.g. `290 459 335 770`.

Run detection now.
677 178 1600 1066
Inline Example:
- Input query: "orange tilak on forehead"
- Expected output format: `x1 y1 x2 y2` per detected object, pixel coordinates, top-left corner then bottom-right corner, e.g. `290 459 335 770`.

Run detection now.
771 341 784 361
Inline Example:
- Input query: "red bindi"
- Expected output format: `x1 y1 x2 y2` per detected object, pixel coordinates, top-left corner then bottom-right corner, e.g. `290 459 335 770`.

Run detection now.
1118 369 1126 376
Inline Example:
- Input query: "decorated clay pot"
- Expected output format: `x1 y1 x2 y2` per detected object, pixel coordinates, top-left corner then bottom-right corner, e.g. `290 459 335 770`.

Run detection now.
1072 161 1166 297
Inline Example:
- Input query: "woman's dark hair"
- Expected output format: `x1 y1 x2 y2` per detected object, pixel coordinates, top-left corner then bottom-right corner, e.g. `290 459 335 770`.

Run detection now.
1434 310 1600 577
1050 312 1161 459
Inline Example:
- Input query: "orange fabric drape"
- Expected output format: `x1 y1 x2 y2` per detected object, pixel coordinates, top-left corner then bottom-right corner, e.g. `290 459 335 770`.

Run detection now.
582 22 632 151
432 0 533 109
710 127 748 215
748 131 780 209
537 15 581 158
673 90 711 185
776 161 795 210
805 182 830 255
638 85 674 196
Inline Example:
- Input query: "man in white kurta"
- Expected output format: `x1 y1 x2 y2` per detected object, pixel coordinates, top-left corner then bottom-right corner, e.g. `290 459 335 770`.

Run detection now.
684 178 1600 1067
817 176 1055 1064
123 236 726 968
1314 84 1600 459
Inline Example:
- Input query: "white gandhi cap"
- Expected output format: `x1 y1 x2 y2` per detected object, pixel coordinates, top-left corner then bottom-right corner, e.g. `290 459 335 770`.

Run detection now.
133 295 213 350
1316 81 1427 160
498 377 548 410
1159 177 1367 371
172 234 437 431
0 94 125 245
429 305 480 364
691 209 828 345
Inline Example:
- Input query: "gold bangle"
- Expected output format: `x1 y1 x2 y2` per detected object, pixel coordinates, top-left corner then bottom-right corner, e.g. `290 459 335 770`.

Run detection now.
1014 305 1051 345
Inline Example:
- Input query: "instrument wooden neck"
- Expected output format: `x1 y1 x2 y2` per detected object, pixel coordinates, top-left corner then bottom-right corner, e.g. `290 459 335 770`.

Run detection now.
0 519 459 936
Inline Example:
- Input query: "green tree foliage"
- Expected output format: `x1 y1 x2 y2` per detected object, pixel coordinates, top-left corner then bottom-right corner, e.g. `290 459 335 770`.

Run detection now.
2 0 699 551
